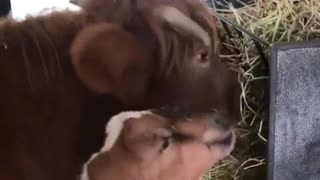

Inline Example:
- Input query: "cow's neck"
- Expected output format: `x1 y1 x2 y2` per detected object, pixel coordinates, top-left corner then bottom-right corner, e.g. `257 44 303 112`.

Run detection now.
0 11 87 93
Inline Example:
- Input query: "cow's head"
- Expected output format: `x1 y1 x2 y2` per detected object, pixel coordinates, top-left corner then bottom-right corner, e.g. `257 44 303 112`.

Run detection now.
70 0 240 121
80 105 236 180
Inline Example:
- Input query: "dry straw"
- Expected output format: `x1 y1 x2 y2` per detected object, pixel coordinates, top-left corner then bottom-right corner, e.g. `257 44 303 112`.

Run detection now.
203 0 320 179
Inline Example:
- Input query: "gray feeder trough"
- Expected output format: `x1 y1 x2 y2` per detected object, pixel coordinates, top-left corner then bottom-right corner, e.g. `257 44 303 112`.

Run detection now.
268 40 320 180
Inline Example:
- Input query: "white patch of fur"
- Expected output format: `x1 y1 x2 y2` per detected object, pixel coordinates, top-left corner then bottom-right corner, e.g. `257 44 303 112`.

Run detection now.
79 110 152 180
79 152 99 180
101 110 152 152
79 163 89 180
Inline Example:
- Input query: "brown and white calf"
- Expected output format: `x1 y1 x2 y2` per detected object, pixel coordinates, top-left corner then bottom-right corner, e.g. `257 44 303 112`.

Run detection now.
80 105 236 180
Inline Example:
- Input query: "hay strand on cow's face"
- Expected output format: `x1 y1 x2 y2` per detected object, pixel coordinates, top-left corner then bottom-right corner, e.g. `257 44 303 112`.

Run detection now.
204 0 320 179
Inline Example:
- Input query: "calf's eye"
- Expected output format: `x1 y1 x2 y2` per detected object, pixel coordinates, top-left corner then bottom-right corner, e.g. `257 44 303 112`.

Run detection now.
161 136 172 151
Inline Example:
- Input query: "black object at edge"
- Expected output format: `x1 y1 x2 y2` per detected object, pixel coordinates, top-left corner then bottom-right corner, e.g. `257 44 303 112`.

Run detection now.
210 9 270 72
0 0 11 17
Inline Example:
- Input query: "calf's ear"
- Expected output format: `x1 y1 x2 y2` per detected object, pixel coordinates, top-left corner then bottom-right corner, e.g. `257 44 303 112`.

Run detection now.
70 23 152 105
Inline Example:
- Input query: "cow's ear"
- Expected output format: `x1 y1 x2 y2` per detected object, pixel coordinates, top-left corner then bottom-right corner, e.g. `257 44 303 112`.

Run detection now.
70 23 153 105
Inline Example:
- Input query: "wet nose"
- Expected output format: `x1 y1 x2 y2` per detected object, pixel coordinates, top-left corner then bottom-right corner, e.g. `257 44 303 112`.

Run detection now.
209 113 231 130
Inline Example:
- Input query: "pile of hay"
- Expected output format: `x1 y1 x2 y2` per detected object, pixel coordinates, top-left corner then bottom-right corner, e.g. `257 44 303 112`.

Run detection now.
204 0 320 179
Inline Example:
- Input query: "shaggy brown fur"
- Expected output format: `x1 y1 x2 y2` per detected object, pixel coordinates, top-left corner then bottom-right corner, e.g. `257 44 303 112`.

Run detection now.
0 0 240 179
84 0 221 75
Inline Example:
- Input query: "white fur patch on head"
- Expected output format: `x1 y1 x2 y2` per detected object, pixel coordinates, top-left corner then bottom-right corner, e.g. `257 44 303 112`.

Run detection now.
79 163 89 180
79 110 152 180
101 110 152 152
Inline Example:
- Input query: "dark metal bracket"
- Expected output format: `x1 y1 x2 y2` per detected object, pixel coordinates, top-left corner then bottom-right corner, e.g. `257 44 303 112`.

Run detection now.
210 9 271 71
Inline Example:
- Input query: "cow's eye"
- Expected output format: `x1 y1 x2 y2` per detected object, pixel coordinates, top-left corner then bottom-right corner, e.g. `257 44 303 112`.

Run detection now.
200 51 208 62
195 49 210 65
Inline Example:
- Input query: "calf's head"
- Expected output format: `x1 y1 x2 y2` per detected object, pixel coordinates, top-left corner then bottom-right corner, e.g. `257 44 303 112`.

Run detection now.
70 0 240 120
80 105 236 180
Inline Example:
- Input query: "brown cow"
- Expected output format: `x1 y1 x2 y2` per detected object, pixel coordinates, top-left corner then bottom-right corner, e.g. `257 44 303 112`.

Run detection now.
0 0 240 179
79 105 236 180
